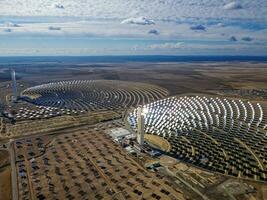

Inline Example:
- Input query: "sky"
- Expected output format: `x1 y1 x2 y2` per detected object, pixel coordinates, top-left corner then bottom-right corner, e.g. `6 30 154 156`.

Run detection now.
0 0 267 56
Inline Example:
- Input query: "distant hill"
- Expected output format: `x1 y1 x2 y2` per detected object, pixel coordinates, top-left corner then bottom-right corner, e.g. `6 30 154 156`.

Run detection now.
0 56 267 65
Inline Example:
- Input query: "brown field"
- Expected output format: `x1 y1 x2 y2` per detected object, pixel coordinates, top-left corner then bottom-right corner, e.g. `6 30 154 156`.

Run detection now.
0 150 9 167
2 110 120 139
0 150 11 200
0 166 11 200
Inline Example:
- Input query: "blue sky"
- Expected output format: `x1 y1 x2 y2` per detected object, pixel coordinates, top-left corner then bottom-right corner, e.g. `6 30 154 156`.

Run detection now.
0 0 267 56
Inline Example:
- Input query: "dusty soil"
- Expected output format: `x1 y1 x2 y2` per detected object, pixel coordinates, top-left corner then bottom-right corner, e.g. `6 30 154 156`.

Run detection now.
0 150 11 200
0 150 9 167
0 167 11 200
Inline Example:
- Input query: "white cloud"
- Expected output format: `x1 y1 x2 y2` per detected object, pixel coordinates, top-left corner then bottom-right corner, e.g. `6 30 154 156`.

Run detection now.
0 0 266 55
2 28 12 33
150 42 184 49
121 17 155 25
53 3 64 9
148 29 159 35
4 22 20 27
223 2 242 10
216 23 225 27
0 0 265 21
241 36 253 42
190 25 206 31
229 36 238 41
0 20 265 43
48 26 61 31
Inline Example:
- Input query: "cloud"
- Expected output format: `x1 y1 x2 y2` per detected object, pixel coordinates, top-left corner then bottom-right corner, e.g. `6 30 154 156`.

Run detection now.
3 28 12 33
53 3 64 9
121 17 155 25
0 1 266 56
4 22 20 27
132 45 140 51
148 29 159 35
223 2 242 10
216 23 225 27
241 36 253 42
229 36 238 41
150 42 184 49
0 0 266 22
48 26 61 31
190 25 206 31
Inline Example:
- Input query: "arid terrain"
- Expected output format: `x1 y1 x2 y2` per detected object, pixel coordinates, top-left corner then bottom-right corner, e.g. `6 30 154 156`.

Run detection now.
1 62 267 103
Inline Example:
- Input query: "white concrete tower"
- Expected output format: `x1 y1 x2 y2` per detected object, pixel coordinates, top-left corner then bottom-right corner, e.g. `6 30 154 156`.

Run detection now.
11 69 18 102
137 106 148 146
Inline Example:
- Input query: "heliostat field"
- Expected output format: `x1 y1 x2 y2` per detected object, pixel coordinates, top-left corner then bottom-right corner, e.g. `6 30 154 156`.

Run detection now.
128 95 267 182
21 80 168 111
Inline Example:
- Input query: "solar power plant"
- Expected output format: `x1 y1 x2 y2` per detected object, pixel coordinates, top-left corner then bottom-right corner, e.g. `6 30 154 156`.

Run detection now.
128 96 267 182
21 80 168 111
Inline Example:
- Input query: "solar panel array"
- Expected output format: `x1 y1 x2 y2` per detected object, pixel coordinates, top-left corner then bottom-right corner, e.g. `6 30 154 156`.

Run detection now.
128 96 267 182
21 80 168 111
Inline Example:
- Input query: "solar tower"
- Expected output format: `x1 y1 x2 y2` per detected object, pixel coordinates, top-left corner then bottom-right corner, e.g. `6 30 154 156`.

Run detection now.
11 69 18 102
137 106 145 146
